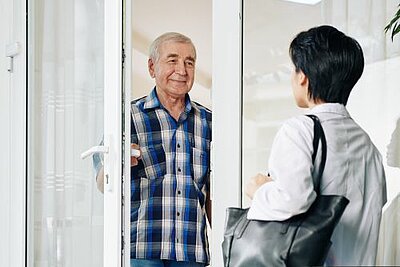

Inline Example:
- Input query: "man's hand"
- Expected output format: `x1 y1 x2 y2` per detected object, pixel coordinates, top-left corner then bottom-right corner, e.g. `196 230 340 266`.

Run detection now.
96 144 141 194
96 166 105 193
131 143 141 166
245 173 273 200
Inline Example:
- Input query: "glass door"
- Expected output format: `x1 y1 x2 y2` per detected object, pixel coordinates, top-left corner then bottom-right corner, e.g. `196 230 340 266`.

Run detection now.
27 0 125 266
241 0 400 208
242 0 324 207
236 0 400 265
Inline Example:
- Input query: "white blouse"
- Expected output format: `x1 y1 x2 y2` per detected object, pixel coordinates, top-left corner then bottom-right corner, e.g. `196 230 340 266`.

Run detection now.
248 103 387 266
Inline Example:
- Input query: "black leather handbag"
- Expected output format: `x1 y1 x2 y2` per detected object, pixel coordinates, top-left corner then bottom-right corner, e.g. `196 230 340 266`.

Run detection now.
222 115 349 267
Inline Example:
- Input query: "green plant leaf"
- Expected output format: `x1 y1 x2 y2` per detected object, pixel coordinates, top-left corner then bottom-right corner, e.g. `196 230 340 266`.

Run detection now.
391 22 398 41
385 4 400 41
393 24 400 38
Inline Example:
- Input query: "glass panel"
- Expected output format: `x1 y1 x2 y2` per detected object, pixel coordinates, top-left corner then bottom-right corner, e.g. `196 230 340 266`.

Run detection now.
242 0 400 205
29 0 104 266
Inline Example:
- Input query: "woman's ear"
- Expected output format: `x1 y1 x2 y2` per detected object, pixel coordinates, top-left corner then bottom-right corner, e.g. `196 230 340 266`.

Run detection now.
298 70 309 89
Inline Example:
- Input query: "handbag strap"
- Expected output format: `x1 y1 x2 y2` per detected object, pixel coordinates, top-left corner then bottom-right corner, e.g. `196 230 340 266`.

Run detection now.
305 114 327 195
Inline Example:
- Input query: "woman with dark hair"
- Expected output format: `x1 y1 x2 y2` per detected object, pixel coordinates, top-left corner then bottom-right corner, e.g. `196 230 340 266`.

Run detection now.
246 25 387 265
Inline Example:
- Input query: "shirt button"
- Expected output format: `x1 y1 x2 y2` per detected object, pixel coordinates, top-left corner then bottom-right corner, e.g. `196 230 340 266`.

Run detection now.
177 212 180 216
177 143 181 148
178 167 181 172
177 190 181 195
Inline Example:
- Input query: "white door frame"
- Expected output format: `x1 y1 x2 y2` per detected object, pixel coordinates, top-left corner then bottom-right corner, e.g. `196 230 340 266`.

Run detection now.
5 0 126 266
2 0 28 266
211 0 243 265
122 0 132 266
104 0 124 266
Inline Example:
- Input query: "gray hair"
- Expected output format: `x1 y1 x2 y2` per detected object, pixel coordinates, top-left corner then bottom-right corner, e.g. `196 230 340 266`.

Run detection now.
149 32 196 63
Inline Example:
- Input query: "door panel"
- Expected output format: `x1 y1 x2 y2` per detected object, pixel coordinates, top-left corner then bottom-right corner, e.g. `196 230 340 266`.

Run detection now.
28 0 105 266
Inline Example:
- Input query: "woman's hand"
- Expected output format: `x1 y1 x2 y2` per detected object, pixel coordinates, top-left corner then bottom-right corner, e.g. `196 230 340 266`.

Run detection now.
245 173 273 200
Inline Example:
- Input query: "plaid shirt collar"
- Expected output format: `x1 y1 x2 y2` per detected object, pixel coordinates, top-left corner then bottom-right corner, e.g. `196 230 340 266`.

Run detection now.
143 87 198 116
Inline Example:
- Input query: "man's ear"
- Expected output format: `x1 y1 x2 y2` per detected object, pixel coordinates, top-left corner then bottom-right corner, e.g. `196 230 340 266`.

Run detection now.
148 58 155 78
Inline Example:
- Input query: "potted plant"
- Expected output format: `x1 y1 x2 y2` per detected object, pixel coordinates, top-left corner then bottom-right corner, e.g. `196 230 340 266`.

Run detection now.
385 3 400 41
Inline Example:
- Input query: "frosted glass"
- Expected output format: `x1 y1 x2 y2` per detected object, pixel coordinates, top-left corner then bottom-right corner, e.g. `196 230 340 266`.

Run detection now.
30 0 104 266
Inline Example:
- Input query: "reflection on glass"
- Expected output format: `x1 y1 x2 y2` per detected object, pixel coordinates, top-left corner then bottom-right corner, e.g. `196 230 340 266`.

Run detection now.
242 0 323 206
242 0 400 206
30 0 104 266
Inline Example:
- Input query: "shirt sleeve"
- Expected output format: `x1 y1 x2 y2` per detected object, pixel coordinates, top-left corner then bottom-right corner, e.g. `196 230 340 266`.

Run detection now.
247 117 318 221
92 138 104 180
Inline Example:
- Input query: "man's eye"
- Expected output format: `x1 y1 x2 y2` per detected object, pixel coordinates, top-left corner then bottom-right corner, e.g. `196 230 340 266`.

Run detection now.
186 61 194 67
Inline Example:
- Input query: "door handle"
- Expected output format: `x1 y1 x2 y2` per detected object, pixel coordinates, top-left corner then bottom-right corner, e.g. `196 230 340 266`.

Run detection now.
81 145 109 159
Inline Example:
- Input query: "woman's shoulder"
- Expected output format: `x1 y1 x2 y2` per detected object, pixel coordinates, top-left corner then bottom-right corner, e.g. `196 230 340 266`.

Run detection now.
270 115 316 151
281 115 315 136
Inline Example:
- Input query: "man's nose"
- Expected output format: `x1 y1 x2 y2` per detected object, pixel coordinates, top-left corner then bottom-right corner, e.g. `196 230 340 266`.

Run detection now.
175 61 187 75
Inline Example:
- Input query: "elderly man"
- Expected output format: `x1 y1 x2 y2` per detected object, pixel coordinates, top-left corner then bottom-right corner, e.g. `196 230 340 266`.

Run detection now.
95 32 211 267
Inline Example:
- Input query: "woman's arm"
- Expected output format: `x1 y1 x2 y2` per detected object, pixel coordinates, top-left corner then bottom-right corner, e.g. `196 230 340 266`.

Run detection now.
247 117 317 221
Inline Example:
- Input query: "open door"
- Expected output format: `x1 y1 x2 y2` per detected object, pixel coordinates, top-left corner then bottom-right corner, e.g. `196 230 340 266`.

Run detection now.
26 0 127 266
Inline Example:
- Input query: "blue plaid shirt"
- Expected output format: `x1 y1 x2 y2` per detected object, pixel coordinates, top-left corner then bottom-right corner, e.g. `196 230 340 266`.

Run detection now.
130 88 212 264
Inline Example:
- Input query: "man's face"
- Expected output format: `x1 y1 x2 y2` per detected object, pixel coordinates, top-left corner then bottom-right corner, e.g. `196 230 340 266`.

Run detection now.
148 41 196 98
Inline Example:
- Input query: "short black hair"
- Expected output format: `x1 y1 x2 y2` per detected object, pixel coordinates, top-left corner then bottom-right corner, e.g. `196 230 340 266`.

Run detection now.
289 25 364 105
